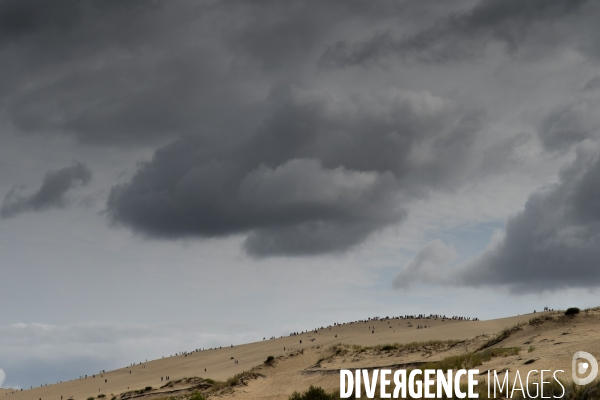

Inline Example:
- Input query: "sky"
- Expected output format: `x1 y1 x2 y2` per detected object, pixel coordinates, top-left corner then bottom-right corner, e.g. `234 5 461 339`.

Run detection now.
2 0 600 389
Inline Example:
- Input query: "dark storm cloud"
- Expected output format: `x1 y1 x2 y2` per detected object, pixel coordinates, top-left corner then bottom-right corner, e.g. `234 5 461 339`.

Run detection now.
9 0 590 259
217 0 460 71
1 161 91 218
320 0 590 67
0 0 458 147
106 86 483 256
0 0 253 146
0 0 488 257
0 0 483 147
456 145 600 292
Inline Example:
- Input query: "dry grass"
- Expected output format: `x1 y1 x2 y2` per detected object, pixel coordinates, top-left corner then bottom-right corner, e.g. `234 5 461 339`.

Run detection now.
350 339 459 353
421 347 521 370
478 323 524 350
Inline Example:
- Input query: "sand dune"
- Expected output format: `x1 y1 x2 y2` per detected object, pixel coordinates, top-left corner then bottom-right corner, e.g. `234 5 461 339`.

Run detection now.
3 309 597 400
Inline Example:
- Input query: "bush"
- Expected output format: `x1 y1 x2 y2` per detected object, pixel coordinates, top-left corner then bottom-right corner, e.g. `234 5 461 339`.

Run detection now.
189 390 206 400
264 355 275 365
565 307 580 316
98 395 106 399
88 397 95 400
289 385 335 400
144 387 152 392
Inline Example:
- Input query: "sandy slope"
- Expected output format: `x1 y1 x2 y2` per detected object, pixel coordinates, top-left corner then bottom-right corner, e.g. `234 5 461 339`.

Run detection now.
4 310 597 400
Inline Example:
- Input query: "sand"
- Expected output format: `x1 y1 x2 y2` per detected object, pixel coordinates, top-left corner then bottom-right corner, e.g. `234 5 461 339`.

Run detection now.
3 309 598 400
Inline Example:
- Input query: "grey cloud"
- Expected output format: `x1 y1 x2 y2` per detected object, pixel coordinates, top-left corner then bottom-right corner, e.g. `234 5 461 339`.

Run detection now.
582 75 600 91
253 86 483 189
240 159 403 257
0 1 255 146
1 161 91 218
393 240 457 289
218 0 462 72
0 0 82 42
106 86 482 256
320 0 589 67
456 144 600 292
0 1 480 147
539 95 600 152
479 132 532 175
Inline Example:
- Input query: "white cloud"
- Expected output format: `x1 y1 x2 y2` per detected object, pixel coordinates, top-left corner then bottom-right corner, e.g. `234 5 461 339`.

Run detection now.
0 368 6 388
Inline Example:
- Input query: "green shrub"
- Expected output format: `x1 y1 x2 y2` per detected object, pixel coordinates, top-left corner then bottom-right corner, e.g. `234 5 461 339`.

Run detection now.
565 307 580 316
289 385 335 400
265 355 275 364
189 391 206 400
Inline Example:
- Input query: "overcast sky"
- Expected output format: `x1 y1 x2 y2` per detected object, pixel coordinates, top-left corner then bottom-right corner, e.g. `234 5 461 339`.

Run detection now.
2 0 600 389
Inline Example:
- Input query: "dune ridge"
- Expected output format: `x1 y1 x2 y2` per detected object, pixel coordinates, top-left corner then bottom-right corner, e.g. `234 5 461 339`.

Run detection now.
3 308 599 400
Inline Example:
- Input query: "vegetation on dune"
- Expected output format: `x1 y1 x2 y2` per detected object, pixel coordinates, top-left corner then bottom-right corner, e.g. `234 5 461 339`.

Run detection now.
119 386 155 399
160 377 212 389
148 372 264 399
289 385 337 400
188 390 206 400
565 307 580 316
478 323 524 350
212 371 264 390
528 313 556 326
304 341 522 399
264 355 276 365
421 347 521 371
344 340 459 354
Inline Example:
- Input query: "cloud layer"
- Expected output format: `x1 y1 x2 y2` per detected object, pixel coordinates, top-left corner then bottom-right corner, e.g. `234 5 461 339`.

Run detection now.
2 1 600 280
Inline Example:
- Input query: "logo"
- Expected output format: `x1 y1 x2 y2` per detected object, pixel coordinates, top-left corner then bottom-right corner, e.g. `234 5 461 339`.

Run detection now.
572 351 598 385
